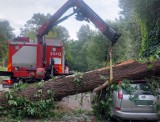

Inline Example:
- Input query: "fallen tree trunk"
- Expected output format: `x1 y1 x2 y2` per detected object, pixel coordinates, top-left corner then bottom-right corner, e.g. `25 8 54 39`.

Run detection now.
0 59 160 106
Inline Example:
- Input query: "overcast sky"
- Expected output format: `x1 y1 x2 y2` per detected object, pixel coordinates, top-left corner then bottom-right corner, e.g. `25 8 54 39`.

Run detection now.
0 0 120 39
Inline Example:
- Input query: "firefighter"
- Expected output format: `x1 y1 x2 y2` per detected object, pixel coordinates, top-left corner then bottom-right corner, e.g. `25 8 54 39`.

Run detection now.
45 59 58 78
51 59 58 76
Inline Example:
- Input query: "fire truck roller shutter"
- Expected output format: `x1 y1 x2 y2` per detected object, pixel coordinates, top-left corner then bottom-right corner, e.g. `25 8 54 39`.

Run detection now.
12 46 37 69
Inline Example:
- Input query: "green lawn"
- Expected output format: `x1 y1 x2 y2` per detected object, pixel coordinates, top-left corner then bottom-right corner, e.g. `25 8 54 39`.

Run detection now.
0 66 7 84
0 66 7 71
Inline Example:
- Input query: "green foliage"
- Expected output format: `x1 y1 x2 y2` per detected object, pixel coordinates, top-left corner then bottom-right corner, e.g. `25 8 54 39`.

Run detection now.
100 75 107 81
20 13 49 41
92 82 118 120
65 25 94 72
0 20 14 61
0 66 7 71
120 79 137 94
92 79 137 119
73 72 84 86
77 25 92 42
119 0 160 60
0 20 14 39
0 83 56 119
48 26 70 41
120 80 139 102
147 63 154 70
147 78 160 96
64 39 75 70
13 83 29 91
112 18 141 62
65 19 142 72
20 13 69 42
146 78 160 118
21 13 51 36
86 33 109 70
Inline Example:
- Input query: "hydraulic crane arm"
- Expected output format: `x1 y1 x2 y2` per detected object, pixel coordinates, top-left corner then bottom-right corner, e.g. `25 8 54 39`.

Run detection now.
73 0 121 45
37 0 75 39
37 0 121 45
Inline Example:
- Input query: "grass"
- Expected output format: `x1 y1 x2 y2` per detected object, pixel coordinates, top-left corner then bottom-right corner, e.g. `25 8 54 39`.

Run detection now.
0 102 97 122
0 66 7 84
0 66 7 71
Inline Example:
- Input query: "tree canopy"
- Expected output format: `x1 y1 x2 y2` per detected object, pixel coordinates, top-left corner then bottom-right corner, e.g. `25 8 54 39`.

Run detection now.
21 13 69 41
119 0 160 60
0 20 14 62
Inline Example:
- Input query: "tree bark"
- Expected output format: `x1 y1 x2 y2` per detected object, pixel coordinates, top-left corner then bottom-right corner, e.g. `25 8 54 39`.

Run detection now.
0 59 160 107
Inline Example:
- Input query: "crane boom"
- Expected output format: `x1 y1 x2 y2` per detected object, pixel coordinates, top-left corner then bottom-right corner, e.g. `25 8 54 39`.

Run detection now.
37 0 120 45
37 0 75 39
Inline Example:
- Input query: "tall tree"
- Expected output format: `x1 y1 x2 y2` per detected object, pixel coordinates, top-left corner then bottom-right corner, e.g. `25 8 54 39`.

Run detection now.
119 0 160 60
86 33 109 70
48 26 70 41
64 25 93 71
77 25 92 42
112 19 141 62
21 13 69 41
0 32 7 62
74 25 93 71
21 13 51 38
0 20 14 61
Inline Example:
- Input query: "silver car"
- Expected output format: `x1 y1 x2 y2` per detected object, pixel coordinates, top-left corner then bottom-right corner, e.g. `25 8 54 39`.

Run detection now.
111 80 160 121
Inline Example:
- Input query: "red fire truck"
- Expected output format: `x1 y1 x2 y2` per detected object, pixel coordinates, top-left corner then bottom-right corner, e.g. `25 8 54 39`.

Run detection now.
1 37 68 87
0 0 120 87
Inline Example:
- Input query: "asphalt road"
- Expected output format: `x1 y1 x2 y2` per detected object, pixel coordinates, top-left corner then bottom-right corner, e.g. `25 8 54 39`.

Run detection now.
0 85 4 91
0 76 8 91
61 93 92 110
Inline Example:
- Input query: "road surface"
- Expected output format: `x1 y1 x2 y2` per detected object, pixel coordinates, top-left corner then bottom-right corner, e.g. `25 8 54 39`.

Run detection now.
61 93 92 110
0 85 3 91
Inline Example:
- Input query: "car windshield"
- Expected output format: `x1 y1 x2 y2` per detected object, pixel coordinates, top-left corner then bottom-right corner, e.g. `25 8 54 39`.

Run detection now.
122 82 159 95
